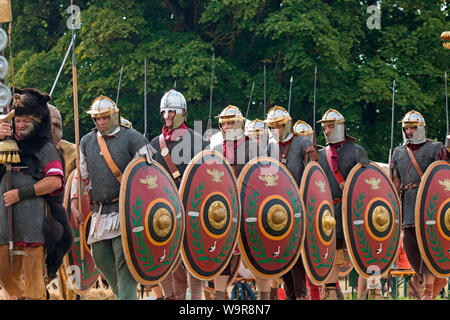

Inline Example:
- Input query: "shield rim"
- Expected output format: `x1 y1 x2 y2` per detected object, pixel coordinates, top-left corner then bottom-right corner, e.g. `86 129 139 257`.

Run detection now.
120 157 185 285
237 156 306 279
300 161 336 286
342 161 402 279
63 170 100 295
415 160 450 278
179 149 241 280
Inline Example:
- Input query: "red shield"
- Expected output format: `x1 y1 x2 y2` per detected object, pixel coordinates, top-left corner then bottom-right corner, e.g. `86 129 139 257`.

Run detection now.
300 161 336 285
63 170 100 294
415 161 450 277
120 158 185 285
343 162 401 279
180 150 241 280
238 157 305 278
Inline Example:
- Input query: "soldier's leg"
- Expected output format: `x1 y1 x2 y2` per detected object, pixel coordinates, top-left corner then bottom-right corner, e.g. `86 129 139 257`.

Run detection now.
322 239 345 300
21 245 46 299
289 258 308 299
255 276 271 300
187 271 203 300
402 227 422 278
172 263 187 299
91 239 119 297
0 244 23 298
112 236 137 300
213 275 229 300
281 270 295 300
159 272 175 299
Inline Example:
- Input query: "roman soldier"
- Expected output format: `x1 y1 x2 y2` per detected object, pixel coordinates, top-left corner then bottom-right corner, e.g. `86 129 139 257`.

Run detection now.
390 110 448 299
150 89 208 300
245 118 269 159
70 96 150 300
316 108 370 300
211 105 261 299
0 88 70 299
265 106 317 300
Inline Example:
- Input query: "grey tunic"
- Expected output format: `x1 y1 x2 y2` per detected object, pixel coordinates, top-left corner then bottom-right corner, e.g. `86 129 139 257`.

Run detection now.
150 128 208 188
267 135 314 186
391 140 445 228
80 127 149 215
0 142 63 244
318 141 369 241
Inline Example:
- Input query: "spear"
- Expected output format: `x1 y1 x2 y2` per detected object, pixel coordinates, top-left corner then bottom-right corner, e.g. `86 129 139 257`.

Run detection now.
206 52 215 140
115 65 123 105
144 60 147 137
287 76 293 114
313 66 317 129
388 80 396 165
49 36 74 97
244 81 255 120
263 63 267 117
445 71 448 140
70 0 84 274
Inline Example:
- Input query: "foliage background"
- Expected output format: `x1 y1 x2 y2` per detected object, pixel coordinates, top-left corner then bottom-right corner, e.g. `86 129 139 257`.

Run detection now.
6 0 450 162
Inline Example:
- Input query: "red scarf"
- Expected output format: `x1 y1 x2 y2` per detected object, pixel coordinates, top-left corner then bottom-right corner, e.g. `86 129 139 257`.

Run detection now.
328 139 347 178
407 141 427 151
161 123 188 141
223 136 246 165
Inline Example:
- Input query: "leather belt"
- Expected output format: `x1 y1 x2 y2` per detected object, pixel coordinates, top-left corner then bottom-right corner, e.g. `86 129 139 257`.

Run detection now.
400 182 420 191
159 134 181 182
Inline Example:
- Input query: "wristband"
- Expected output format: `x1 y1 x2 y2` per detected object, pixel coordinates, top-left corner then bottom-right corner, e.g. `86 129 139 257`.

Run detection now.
18 184 36 200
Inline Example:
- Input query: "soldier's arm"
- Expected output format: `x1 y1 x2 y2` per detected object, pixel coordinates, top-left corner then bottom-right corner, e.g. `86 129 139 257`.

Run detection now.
355 144 370 167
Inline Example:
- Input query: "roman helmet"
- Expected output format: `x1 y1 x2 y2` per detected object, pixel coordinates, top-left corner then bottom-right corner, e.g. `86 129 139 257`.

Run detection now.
400 110 427 145
48 104 63 143
293 120 314 143
264 105 293 143
86 95 121 136
160 89 187 130
317 108 352 144
245 118 267 141
216 105 245 141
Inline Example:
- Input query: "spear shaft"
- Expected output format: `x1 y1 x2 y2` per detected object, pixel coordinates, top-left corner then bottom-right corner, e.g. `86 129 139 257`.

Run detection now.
206 53 215 140
245 81 255 120
287 76 293 114
70 0 84 274
50 36 74 97
313 66 317 128
389 80 396 164
144 60 147 137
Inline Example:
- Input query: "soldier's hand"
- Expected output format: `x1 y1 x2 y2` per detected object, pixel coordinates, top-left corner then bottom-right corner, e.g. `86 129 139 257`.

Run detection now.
71 205 84 228
0 122 12 140
3 189 20 207
339 181 345 191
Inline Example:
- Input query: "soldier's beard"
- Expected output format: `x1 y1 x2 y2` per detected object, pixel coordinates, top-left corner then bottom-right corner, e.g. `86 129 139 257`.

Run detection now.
17 122 36 138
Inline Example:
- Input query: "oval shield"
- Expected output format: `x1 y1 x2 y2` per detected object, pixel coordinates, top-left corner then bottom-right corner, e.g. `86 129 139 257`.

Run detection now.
63 170 100 294
343 162 401 279
415 161 450 277
238 157 305 278
300 161 336 285
120 158 185 285
180 150 241 280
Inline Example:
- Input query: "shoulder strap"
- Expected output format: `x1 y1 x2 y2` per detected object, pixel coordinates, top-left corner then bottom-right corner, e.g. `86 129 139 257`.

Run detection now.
159 134 181 183
96 134 122 183
405 146 424 178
